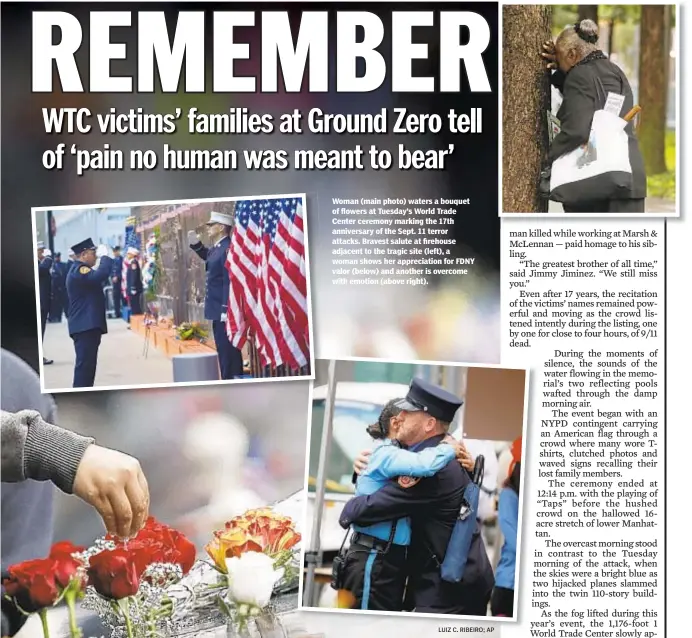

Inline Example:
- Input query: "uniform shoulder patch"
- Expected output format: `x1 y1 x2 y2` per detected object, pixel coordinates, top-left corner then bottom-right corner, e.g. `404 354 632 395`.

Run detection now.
79 266 91 274
397 476 421 489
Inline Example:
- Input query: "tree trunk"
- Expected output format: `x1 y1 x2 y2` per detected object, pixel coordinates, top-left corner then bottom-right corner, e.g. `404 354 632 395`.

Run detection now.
502 5 552 213
578 6 599 24
608 18 616 58
638 6 668 175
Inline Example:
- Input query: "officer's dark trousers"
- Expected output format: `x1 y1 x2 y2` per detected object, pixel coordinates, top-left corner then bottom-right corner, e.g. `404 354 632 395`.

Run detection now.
341 538 407 611
212 320 243 379
130 293 143 315
113 284 122 317
72 329 102 387
491 586 514 617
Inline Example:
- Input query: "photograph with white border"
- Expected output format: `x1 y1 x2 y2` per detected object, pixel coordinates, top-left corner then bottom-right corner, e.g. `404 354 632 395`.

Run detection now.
300 357 528 621
31 194 314 393
500 3 678 217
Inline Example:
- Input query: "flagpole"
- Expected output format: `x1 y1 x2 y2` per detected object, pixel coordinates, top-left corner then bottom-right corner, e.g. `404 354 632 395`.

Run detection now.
303 359 338 608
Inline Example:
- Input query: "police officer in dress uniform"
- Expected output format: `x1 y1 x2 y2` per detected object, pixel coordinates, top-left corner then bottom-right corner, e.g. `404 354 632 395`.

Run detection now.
66 239 113 388
126 248 144 315
36 241 54 365
339 378 495 615
188 211 243 380
110 246 124 318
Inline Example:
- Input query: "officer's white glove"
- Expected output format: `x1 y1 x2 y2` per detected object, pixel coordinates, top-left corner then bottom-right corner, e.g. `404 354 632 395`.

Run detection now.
43 248 52 258
187 230 200 245
220 312 227 322
96 244 109 258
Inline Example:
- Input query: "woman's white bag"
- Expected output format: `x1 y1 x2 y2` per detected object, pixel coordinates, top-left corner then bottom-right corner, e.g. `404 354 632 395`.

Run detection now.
549 109 633 205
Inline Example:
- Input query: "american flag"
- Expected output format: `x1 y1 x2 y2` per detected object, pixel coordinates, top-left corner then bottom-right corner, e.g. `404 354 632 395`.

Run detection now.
122 219 138 301
225 197 309 371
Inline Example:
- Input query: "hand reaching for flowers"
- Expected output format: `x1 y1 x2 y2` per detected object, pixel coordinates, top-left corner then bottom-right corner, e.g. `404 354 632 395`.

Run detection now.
73 445 150 538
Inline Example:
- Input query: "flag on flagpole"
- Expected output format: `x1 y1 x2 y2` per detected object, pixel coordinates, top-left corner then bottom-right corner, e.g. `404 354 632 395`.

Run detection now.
225 197 310 372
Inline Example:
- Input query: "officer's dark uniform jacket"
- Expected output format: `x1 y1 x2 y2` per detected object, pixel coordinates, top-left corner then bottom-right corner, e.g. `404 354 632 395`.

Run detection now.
126 259 143 296
111 255 123 282
191 236 231 321
340 433 495 614
37 257 53 314
66 258 113 336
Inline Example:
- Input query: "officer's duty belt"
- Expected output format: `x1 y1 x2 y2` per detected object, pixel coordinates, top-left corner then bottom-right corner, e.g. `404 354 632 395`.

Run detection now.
351 532 391 552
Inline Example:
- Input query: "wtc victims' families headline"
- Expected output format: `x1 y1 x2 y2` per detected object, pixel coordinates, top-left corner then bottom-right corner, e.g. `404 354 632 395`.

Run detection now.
40 107 485 174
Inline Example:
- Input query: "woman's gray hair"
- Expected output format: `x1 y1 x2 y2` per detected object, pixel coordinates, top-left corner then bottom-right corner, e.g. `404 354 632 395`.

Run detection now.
556 18 600 57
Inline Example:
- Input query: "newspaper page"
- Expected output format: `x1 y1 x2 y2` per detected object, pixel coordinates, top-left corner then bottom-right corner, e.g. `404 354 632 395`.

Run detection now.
0 3 685 638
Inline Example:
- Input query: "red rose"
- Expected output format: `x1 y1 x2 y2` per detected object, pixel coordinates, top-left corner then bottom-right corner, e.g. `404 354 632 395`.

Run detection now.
87 548 140 600
163 528 196 575
49 541 85 588
105 517 196 578
3 558 60 612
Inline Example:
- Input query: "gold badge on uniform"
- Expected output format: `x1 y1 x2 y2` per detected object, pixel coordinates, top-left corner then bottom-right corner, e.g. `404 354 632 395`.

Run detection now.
79 266 91 274
397 476 421 489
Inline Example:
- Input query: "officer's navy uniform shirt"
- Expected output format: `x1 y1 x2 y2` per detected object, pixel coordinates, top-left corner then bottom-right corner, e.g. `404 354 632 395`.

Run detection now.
66 257 113 336
341 433 495 614
191 236 231 321
353 440 457 546
111 255 123 281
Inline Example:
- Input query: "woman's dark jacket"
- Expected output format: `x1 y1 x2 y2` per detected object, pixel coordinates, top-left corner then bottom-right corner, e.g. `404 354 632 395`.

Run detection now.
549 53 646 200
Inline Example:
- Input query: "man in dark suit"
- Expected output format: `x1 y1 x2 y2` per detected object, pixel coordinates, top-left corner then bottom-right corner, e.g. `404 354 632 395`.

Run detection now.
66 239 113 388
110 246 124 318
36 241 53 365
188 211 243 380
340 378 495 615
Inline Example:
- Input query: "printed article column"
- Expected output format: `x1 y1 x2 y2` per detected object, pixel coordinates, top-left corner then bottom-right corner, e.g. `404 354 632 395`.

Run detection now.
501 219 664 635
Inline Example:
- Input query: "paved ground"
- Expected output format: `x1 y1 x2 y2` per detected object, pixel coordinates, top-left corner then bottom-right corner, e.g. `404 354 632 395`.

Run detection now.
42 317 173 391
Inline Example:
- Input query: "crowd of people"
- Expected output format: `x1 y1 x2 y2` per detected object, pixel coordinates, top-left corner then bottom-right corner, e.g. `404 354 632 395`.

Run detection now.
335 378 521 617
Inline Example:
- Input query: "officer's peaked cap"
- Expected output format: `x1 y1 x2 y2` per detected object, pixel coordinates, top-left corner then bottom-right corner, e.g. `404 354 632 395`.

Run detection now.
394 377 463 423
206 211 234 226
71 238 97 254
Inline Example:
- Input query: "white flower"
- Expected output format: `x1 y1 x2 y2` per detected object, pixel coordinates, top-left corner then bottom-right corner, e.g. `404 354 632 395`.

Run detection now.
226 552 284 609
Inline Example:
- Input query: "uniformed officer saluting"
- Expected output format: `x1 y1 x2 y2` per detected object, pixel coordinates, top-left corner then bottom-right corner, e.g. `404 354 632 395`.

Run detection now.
340 378 495 615
66 239 113 388
188 211 243 380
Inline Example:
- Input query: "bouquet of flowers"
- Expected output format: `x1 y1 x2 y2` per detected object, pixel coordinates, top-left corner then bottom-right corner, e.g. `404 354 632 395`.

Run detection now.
3 495 304 638
176 322 209 342
204 507 302 631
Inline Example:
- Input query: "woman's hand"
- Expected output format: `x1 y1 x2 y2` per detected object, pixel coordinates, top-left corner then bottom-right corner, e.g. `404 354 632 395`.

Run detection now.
73 445 150 538
443 436 475 472
353 449 372 475
541 40 557 70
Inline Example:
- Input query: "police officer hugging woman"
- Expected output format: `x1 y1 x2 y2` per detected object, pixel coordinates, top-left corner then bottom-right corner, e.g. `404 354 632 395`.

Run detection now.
337 379 497 615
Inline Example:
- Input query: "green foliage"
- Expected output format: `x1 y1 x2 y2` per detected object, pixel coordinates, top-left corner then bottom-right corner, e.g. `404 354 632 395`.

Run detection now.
552 5 642 34
144 227 162 303
646 130 676 200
